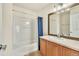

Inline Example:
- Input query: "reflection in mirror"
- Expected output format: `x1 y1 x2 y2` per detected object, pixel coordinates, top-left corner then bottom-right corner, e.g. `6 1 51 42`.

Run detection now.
70 5 79 38
49 13 58 35
60 10 70 36
48 4 79 39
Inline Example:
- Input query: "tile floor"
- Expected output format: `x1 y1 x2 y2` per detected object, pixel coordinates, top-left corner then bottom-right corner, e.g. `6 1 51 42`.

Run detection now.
25 51 41 56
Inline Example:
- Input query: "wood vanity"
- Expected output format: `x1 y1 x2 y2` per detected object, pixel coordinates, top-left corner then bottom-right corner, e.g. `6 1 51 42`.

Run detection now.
40 4 79 56
40 36 79 56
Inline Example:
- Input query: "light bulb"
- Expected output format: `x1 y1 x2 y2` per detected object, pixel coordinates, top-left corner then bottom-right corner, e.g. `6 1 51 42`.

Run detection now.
57 6 61 10
66 8 70 11
53 8 56 11
25 22 30 25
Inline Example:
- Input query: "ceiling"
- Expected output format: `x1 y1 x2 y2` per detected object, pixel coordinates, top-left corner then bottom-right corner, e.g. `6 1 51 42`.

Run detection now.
14 3 51 12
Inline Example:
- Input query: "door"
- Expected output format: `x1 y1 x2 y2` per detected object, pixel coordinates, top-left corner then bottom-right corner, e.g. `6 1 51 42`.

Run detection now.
38 17 43 50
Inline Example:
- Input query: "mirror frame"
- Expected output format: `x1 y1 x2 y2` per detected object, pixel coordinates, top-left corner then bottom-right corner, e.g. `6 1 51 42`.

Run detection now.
48 12 58 36
48 3 79 40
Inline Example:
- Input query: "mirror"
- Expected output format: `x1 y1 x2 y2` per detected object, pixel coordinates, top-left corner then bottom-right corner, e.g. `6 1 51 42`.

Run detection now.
70 5 79 38
60 11 70 36
48 13 58 35
48 4 79 38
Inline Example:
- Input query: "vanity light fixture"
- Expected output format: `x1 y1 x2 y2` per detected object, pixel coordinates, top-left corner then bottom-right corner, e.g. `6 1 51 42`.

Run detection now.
53 8 56 11
62 3 70 8
57 6 61 10
53 4 57 12
25 22 30 25
57 3 63 10
66 8 70 11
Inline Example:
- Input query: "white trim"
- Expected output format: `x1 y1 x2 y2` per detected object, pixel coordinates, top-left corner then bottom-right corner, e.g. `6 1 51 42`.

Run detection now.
2 3 13 56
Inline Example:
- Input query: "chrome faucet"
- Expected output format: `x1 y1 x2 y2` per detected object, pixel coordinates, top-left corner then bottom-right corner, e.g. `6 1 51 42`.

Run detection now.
0 44 7 50
61 33 64 36
57 33 60 38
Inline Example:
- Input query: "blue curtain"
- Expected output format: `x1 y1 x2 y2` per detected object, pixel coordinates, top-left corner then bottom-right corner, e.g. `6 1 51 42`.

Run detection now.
38 17 43 50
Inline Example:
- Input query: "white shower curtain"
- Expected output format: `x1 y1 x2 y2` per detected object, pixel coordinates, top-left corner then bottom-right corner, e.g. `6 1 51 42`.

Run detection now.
12 13 36 55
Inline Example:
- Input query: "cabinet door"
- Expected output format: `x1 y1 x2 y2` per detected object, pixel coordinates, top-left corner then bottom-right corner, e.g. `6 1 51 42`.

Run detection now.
62 47 79 56
40 39 47 56
70 49 79 56
47 41 55 56
57 45 63 56
47 41 63 56
62 47 71 56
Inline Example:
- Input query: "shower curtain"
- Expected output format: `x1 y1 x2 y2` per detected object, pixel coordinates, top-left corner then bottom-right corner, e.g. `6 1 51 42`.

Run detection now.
12 13 35 55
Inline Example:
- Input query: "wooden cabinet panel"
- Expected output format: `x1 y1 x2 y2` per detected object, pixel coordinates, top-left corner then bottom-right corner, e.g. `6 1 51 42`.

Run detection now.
47 41 63 56
47 41 55 56
62 47 71 56
57 45 63 56
40 39 47 56
40 39 79 56
70 49 79 56
62 46 79 56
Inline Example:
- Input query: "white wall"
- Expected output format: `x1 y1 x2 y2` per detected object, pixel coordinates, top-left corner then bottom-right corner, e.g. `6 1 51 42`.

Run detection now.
0 4 2 44
38 4 54 35
2 3 13 55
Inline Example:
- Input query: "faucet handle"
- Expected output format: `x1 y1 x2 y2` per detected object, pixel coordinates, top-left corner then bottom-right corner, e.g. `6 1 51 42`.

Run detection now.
57 33 60 37
61 33 64 36
2 45 7 50
0 44 7 50
0 44 2 50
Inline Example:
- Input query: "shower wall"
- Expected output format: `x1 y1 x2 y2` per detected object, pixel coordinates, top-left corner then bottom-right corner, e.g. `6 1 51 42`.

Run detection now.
12 6 38 55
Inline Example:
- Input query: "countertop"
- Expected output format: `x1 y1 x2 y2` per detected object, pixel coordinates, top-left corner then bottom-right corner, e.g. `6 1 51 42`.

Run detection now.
40 35 79 51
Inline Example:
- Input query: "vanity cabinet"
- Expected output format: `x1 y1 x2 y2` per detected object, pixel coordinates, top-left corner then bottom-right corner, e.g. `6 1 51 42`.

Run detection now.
40 39 47 56
40 39 79 56
62 46 79 56
47 41 63 56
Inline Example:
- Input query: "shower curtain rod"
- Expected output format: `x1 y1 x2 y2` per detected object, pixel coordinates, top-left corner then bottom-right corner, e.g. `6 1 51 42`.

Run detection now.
12 9 33 16
12 9 36 19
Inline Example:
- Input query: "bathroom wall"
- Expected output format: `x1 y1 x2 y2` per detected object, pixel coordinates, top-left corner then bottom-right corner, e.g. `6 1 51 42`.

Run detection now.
0 4 2 44
0 3 5 56
38 4 55 35
2 3 13 55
